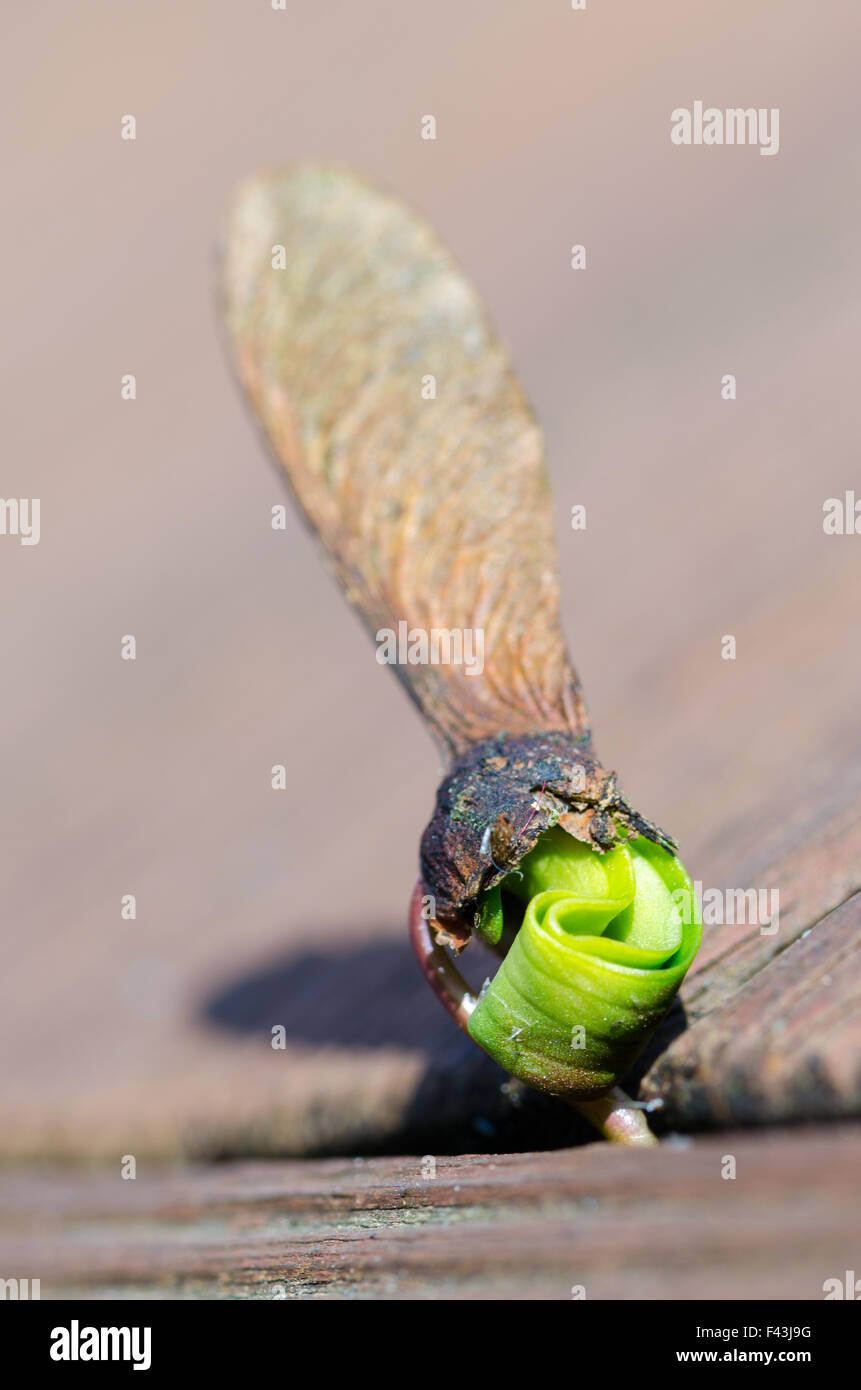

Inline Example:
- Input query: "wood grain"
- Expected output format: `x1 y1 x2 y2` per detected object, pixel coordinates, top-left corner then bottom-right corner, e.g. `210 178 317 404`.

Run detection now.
643 892 861 1127
3 1127 858 1299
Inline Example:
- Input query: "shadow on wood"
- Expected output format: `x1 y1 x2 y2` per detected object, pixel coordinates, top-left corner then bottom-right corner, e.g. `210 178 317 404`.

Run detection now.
203 937 444 1052
199 929 693 1155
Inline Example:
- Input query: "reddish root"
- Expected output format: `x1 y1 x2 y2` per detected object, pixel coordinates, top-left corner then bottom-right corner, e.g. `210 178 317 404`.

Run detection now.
409 880 477 1032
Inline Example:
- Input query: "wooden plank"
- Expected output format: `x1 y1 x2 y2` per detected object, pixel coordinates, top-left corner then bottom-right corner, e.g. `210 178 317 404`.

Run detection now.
2 1127 858 1299
642 891 861 1127
680 797 861 1022
633 798 861 1128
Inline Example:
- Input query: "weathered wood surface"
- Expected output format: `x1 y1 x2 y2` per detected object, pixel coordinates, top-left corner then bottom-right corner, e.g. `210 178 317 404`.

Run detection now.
638 798 861 1127
2 1127 858 1299
643 891 861 1127
2 0 861 1168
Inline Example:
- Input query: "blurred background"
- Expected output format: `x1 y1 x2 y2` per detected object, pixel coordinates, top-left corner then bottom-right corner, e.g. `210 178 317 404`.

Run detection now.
1 0 860 1163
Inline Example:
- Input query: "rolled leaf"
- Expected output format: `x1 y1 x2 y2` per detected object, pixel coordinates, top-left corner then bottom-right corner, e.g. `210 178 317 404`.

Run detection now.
467 829 702 1098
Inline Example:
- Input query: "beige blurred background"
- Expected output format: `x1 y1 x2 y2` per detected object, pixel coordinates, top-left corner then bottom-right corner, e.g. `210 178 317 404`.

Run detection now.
1 0 860 1161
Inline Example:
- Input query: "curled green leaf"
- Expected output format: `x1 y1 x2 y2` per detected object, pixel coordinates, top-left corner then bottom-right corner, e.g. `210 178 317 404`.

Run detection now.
467 827 702 1099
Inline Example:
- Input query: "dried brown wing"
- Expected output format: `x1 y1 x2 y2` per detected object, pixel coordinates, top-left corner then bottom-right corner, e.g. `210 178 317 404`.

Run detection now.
223 165 587 757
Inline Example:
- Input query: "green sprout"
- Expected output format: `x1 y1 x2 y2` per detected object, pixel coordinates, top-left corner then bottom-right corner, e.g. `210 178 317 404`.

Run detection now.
469 827 702 1105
